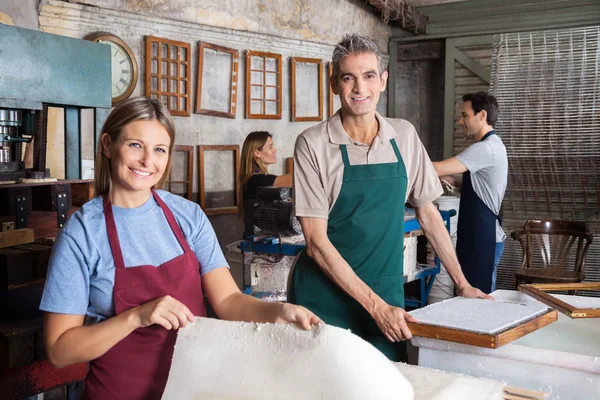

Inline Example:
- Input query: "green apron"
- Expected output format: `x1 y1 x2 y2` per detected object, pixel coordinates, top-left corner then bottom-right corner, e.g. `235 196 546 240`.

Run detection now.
288 138 408 361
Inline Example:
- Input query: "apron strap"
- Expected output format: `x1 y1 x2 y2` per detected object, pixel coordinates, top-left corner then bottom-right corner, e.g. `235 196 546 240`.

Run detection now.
103 195 127 271
480 130 496 142
151 190 194 254
339 144 351 167
390 138 401 162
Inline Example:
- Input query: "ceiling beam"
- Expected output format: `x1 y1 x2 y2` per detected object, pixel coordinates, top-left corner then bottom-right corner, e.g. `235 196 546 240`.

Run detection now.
366 0 428 34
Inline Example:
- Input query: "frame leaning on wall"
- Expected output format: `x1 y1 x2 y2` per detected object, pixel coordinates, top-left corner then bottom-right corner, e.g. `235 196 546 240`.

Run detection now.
290 57 323 122
195 42 239 119
166 145 194 201
197 145 240 216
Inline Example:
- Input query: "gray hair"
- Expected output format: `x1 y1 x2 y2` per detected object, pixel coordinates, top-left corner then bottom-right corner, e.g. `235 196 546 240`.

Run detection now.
331 34 385 80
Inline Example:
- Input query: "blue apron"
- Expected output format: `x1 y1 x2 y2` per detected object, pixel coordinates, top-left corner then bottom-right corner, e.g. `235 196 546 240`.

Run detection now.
455 130 501 294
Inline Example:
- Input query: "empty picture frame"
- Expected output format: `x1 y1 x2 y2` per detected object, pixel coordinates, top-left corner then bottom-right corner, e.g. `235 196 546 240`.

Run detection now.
328 63 342 117
519 283 600 318
291 57 323 122
198 145 240 216
195 42 239 119
166 145 193 200
245 51 282 119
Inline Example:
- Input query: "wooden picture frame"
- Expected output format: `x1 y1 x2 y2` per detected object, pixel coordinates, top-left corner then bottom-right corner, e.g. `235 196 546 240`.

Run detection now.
245 51 282 119
519 283 600 318
195 42 239 119
290 57 323 122
166 145 193 201
198 145 240 216
145 36 191 117
328 63 342 117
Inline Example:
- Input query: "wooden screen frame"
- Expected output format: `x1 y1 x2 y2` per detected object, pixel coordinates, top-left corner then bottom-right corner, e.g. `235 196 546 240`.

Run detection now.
198 145 240 216
166 145 193 201
407 309 557 349
290 57 323 122
245 50 282 119
519 283 600 318
145 36 191 117
195 42 239 119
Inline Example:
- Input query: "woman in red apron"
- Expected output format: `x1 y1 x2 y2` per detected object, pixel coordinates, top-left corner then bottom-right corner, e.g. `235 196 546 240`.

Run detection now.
41 97 321 400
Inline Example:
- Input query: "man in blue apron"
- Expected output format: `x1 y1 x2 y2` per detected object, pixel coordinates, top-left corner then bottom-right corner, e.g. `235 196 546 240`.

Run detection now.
433 92 508 294
288 34 490 362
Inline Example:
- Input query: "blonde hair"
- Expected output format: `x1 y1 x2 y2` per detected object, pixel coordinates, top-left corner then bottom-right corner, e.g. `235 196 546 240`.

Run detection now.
94 97 176 196
237 131 272 217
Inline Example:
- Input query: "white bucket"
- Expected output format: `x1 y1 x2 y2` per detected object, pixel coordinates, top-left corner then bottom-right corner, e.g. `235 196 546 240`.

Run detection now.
433 196 460 240
428 196 460 304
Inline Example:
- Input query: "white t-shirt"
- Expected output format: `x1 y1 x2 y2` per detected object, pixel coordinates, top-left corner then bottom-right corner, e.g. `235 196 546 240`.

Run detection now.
456 133 508 242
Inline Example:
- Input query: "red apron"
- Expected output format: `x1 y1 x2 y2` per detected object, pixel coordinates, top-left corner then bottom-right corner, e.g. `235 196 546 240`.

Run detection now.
84 190 206 400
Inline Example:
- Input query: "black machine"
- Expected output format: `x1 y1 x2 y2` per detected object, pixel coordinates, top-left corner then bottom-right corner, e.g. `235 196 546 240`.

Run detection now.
0 108 40 181
243 186 302 239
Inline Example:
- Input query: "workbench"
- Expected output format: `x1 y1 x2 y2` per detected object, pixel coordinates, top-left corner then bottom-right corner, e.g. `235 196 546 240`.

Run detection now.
241 210 456 308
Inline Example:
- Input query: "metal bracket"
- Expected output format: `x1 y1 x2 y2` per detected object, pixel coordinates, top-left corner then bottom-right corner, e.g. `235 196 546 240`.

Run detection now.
15 196 27 229
56 192 68 229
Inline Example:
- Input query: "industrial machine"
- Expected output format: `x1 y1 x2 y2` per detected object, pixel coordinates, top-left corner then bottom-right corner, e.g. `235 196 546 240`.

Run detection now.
243 186 302 240
0 24 112 399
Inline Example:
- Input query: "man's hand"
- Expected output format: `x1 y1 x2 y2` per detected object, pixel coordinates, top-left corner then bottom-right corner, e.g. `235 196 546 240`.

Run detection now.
371 303 417 342
456 285 494 300
440 175 457 188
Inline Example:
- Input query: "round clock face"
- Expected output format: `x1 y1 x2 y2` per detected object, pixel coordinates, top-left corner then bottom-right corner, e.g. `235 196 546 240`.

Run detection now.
102 40 135 99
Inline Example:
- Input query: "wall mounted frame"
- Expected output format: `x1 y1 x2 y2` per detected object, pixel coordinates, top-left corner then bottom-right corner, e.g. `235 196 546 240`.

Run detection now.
166 145 193 201
290 57 323 122
519 283 600 319
195 42 239 119
145 36 191 117
198 145 240 216
245 51 282 119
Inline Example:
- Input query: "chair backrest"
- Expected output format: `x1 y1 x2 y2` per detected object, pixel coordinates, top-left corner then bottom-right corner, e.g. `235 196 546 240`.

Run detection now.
514 219 593 274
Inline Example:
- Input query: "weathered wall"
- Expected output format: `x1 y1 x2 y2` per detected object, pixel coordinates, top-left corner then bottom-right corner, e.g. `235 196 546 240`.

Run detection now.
1 0 391 253
67 0 390 51
0 0 39 29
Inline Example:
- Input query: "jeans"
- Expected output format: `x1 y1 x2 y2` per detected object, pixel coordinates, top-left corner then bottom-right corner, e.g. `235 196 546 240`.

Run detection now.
491 241 505 292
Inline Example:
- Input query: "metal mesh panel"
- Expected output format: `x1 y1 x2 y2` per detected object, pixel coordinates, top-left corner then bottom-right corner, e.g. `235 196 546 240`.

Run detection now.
490 26 600 296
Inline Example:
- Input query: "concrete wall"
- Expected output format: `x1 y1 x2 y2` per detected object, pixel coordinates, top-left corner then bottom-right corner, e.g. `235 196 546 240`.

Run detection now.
395 59 444 161
1 0 391 251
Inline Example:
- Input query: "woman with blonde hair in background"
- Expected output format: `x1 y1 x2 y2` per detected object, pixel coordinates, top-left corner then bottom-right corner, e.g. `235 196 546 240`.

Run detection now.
40 97 320 400
238 131 292 216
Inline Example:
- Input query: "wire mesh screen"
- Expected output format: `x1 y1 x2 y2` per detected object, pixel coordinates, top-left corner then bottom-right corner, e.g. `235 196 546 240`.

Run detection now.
489 26 600 296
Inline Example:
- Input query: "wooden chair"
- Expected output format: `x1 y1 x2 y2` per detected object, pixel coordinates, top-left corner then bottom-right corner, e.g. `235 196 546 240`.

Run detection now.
512 219 593 289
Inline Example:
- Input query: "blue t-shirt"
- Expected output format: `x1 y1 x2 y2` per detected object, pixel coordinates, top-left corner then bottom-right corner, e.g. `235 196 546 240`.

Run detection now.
39 190 227 320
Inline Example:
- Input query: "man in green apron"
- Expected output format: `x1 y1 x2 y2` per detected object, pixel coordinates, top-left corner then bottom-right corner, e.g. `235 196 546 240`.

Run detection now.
288 34 490 362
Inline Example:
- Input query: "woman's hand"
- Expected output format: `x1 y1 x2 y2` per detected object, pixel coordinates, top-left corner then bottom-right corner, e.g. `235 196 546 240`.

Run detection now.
132 295 195 330
273 303 323 330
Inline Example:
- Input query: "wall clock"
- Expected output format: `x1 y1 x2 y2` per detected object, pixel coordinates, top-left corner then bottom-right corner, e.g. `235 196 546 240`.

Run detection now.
85 32 138 105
